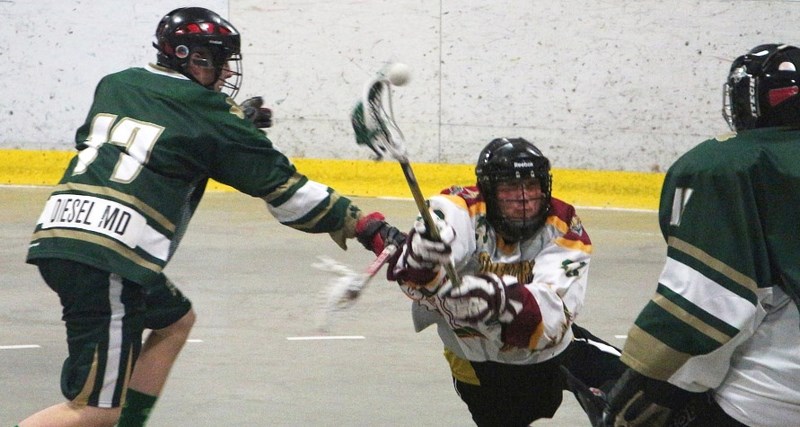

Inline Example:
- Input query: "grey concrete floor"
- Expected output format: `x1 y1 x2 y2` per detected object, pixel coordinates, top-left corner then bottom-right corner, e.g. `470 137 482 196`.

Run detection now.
0 187 665 426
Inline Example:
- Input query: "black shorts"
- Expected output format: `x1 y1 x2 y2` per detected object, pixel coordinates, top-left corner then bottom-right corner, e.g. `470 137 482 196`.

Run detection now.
454 355 566 427
36 258 192 408
452 324 625 427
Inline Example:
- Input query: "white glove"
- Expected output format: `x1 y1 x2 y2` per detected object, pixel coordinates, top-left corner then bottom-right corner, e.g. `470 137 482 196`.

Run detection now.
438 273 523 324
394 214 456 294
407 215 456 268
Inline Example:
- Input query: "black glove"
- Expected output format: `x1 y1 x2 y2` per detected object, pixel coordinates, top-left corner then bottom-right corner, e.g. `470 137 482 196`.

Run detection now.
603 368 695 427
355 212 406 255
241 96 273 128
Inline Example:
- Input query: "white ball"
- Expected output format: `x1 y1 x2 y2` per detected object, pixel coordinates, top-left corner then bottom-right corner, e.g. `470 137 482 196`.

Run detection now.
387 63 411 86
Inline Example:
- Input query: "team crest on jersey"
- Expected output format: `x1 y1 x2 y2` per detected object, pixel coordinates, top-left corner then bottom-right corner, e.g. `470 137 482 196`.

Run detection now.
561 259 587 277
475 214 490 245
446 185 465 194
570 215 584 236
444 185 480 200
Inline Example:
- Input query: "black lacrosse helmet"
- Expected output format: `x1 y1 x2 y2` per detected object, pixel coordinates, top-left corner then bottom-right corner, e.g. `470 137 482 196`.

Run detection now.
476 137 552 242
723 43 800 131
154 7 242 98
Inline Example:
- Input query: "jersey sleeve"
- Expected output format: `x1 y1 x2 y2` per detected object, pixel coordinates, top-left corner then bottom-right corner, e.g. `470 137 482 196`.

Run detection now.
196 98 358 236
262 172 360 240
510 200 592 350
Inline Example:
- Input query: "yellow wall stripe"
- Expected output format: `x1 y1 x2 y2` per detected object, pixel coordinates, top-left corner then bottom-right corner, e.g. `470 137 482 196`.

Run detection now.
0 149 664 210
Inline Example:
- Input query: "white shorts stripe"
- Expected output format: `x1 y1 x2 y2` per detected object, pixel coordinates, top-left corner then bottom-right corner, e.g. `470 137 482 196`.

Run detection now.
574 337 622 357
98 273 125 408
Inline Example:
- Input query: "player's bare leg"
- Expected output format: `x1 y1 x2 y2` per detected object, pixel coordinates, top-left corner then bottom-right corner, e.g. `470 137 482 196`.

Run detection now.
117 309 196 426
19 403 120 427
130 309 196 394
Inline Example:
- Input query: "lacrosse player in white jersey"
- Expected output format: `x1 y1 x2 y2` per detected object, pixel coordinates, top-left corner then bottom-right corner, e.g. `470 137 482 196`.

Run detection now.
388 137 624 426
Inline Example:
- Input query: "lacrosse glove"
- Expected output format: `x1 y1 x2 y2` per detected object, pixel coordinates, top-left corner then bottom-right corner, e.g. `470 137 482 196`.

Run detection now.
241 96 273 128
355 212 406 256
439 273 544 348
603 368 695 427
392 216 455 293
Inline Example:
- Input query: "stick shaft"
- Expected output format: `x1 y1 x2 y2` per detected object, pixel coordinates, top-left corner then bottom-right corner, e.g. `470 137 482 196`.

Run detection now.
399 161 461 287
358 75 460 287
365 244 397 276
349 244 398 299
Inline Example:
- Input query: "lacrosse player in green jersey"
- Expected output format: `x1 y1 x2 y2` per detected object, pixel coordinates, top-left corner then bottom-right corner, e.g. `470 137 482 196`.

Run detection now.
18 7 401 427
602 44 800 427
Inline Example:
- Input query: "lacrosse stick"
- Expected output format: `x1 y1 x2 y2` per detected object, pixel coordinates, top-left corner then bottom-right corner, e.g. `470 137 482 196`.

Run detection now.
352 63 461 287
313 244 398 330
560 365 609 427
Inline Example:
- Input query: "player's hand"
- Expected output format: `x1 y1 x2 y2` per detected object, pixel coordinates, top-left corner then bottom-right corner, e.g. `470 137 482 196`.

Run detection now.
409 216 455 266
438 273 523 324
241 96 273 128
355 212 406 255
603 369 684 427
393 216 455 290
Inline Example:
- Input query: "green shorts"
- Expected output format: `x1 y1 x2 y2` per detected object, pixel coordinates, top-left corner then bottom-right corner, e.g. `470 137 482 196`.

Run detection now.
36 258 192 408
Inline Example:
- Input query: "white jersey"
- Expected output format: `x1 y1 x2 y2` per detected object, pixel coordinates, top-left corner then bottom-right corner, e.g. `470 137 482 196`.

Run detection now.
397 187 592 365
712 287 800 426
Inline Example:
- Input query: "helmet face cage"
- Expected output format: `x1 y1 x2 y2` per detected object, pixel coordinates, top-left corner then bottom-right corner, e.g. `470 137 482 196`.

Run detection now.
217 51 242 98
722 44 800 131
154 7 243 98
476 138 552 242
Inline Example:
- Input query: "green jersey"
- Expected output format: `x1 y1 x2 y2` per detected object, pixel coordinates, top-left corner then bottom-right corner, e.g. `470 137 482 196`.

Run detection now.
621 127 800 383
28 64 356 287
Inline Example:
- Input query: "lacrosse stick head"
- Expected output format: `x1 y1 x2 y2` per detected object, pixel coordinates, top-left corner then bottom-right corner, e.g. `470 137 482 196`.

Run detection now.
312 256 369 331
350 68 409 162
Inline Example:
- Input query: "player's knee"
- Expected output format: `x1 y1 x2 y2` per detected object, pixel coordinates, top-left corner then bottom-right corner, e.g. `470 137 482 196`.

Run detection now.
182 308 197 328
20 402 121 427
82 405 122 427
173 308 196 336
155 308 195 340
